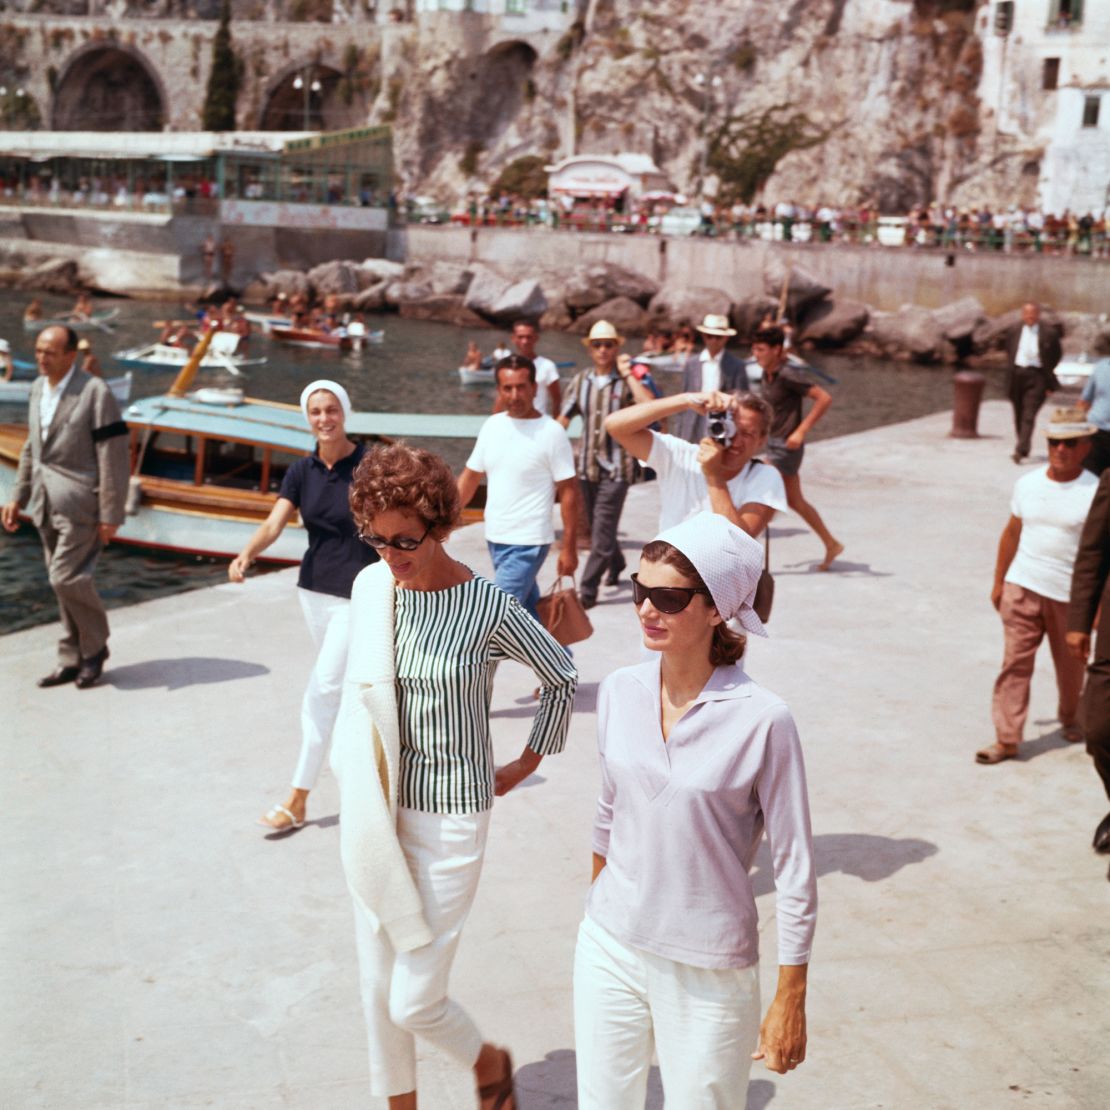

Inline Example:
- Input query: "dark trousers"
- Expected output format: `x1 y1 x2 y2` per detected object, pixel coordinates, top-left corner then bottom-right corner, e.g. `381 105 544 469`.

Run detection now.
1081 657 1110 802
38 515 109 667
1084 429 1110 477
1009 366 1049 458
579 476 628 602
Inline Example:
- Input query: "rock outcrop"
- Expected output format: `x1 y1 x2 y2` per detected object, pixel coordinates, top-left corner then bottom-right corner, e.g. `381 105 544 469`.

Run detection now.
570 296 650 337
647 284 732 327
799 300 870 347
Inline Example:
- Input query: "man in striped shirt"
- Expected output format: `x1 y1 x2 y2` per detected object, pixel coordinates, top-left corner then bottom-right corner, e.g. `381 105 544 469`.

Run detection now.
559 320 655 609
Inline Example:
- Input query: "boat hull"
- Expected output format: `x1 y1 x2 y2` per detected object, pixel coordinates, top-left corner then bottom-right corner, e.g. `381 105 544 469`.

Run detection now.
0 372 132 405
112 344 266 372
24 309 120 333
271 327 352 352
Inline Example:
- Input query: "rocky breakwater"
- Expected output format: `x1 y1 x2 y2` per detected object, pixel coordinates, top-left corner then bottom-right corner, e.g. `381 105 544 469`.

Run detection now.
250 255 1110 366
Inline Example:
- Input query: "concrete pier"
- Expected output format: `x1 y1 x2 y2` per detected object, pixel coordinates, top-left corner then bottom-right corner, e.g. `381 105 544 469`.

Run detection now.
3 401 1107 1109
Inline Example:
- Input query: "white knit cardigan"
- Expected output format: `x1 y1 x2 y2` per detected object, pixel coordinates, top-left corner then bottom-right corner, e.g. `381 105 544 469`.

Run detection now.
330 561 433 953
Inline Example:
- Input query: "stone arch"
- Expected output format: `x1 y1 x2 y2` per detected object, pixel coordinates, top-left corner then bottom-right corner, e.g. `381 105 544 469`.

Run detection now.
52 43 167 131
258 62 350 131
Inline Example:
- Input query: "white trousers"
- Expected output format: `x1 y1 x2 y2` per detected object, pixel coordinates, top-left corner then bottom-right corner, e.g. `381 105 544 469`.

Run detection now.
292 588 350 791
352 807 491 1097
574 915 761 1110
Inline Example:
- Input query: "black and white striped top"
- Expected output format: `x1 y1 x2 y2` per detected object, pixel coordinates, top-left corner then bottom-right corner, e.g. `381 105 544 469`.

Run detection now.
394 574 577 814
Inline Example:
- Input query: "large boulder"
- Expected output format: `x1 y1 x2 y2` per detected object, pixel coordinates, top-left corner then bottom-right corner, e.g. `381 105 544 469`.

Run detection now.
762 255 831 316
798 299 870 346
540 295 574 332
357 257 405 288
570 296 650 337
307 260 360 297
464 266 513 317
383 278 432 308
931 296 987 343
259 269 311 300
867 307 950 363
489 278 547 323
565 262 659 313
353 281 389 312
647 284 732 327
730 295 780 340
398 293 490 328
18 257 81 295
426 261 474 296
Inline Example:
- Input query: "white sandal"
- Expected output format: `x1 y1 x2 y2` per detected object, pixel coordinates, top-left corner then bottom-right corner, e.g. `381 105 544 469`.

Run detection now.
257 804 305 831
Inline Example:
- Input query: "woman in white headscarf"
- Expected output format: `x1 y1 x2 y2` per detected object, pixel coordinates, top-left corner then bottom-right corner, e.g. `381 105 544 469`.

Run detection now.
574 511 818 1108
229 379 378 832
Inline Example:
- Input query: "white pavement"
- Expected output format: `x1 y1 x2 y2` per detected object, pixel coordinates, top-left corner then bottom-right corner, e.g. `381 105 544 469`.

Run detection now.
3 401 1107 1109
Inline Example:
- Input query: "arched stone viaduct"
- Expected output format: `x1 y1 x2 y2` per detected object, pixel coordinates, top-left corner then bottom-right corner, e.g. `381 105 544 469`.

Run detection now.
0 13 558 133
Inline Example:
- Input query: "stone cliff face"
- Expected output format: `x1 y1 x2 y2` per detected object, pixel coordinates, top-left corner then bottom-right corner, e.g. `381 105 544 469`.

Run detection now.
381 0 1029 212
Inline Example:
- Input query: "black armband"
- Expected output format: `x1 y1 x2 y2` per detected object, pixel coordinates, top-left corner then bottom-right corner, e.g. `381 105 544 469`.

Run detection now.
92 421 128 443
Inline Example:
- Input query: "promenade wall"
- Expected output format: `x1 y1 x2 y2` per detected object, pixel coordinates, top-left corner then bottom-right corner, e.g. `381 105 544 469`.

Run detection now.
402 225 1110 316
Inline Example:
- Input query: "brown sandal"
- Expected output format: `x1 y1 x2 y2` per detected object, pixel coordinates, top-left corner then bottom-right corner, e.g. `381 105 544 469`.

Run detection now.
477 1048 514 1110
975 742 1019 765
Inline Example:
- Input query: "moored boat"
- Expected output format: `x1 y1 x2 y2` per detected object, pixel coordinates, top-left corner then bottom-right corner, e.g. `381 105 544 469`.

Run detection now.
24 308 120 333
1054 355 1094 392
0 371 132 406
112 341 266 373
271 326 352 352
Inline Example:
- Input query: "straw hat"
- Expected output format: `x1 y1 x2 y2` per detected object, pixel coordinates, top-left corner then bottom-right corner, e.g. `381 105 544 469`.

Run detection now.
695 313 737 338
1043 406 1095 440
581 320 625 349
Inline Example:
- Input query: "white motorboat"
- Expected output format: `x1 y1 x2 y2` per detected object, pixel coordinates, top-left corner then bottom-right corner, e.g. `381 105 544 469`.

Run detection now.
0 371 132 405
112 338 266 374
1054 354 1095 392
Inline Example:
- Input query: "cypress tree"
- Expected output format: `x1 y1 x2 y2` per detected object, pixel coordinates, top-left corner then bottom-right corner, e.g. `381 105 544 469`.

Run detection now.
202 0 240 132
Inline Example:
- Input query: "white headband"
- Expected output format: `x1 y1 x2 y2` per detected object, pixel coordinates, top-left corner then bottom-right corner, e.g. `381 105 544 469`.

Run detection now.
651 512 768 637
299 379 351 423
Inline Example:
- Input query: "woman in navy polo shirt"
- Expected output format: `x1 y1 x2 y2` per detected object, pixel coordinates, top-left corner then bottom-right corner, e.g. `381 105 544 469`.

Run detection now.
229 379 378 832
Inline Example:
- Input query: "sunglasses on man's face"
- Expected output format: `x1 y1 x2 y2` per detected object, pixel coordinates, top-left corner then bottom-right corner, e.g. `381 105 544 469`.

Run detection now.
1047 438 1082 449
358 523 433 551
591 340 618 349
631 573 711 614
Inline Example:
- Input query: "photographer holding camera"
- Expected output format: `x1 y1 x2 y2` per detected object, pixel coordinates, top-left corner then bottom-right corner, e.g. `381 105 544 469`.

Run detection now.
605 388 785 536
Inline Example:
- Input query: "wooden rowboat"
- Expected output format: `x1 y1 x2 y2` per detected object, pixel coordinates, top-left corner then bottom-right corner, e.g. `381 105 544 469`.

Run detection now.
271 326 352 352
0 371 132 406
24 308 120 333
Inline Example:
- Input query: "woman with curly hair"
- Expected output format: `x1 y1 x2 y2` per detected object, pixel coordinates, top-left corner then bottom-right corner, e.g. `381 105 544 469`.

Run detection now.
332 441 576 1110
574 511 817 1108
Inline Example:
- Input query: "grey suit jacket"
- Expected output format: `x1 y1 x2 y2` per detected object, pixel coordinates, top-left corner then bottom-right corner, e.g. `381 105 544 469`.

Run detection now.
673 350 750 443
13 370 130 529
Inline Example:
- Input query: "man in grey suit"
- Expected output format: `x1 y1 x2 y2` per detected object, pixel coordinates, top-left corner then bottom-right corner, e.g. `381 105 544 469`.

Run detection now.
672 314 750 442
2 325 130 688
1006 301 1063 464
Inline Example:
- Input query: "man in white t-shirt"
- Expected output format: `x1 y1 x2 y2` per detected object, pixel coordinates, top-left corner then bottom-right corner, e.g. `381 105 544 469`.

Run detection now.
458 354 579 620
491 319 561 417
606 388 786 535
979 409 1099 764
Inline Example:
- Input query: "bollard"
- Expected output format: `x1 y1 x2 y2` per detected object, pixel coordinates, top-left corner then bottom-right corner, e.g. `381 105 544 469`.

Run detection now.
950 371 986 438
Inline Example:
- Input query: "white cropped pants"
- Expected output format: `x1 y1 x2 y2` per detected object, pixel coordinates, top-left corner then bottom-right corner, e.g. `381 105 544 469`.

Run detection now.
574 914 761 1110
352 807 491 1098
292 588 350 791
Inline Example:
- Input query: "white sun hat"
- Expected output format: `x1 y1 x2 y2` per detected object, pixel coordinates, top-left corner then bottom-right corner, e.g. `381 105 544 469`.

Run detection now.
299 379 352 423
695 313 737 337
652 511 767 637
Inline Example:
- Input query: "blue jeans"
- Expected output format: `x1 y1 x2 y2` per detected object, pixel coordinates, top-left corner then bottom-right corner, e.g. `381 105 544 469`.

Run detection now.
487 542 550 621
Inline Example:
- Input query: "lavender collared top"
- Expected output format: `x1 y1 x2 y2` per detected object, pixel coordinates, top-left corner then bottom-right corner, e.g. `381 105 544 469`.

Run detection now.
586 656 817 970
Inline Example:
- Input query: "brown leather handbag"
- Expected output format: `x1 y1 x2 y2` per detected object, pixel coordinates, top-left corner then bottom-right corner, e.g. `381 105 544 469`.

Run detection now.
536 577 594 646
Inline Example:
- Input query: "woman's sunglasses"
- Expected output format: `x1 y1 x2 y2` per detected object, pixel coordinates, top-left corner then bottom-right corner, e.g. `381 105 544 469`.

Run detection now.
631 573 711 614
358 523 432 551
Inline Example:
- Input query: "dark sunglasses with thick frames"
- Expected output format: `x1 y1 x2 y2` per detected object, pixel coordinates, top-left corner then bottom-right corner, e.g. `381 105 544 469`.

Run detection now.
631 573 711 614
358 522 433 551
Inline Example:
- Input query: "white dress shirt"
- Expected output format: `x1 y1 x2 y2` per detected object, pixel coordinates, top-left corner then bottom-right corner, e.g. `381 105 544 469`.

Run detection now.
39 365 77 433
699 347 722 394
1015 324 1041 368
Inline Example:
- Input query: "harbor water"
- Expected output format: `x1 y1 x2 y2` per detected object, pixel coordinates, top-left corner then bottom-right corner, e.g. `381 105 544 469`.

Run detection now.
1 290 1008 634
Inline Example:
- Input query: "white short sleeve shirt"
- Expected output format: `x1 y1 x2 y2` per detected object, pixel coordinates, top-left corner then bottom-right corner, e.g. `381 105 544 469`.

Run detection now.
1005 466 1099 601
647 432 787 531
532 355 560 416
466 412 576 545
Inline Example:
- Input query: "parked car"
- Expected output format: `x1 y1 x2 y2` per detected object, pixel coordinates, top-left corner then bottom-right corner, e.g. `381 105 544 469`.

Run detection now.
658 206 703 236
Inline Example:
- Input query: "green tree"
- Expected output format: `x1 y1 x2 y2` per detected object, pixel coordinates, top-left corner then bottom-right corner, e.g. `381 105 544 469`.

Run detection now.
202 0 240 132
490 155 548 200
706 104 834 205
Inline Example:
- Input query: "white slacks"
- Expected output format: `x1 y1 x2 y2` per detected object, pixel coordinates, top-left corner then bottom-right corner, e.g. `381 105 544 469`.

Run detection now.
574 914 761 1110
292 587 350 791
352 807 491 1098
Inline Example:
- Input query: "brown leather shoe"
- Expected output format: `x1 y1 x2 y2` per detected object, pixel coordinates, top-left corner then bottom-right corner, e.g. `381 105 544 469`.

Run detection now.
37 665 80 688
75 647 109 689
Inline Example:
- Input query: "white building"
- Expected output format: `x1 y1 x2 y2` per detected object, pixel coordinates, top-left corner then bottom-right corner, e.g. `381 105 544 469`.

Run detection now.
407 0 574 33
979 0 1110 214
544 152 671 206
